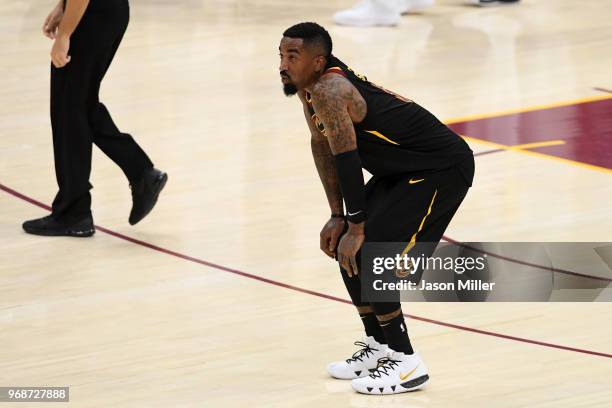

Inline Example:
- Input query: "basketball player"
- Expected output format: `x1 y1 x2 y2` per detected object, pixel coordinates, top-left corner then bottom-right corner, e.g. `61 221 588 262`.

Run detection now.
279 22 474 394
23 0 167 237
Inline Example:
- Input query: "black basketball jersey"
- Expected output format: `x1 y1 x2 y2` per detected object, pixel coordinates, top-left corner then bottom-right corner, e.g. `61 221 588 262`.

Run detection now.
305 55 474 185
63 0 128 11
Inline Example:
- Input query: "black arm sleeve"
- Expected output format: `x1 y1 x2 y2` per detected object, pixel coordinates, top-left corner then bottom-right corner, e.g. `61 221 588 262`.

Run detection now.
334 149 366 224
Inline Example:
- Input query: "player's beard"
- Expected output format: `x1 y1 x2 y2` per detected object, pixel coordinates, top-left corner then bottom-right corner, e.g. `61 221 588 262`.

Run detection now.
283 83 298 96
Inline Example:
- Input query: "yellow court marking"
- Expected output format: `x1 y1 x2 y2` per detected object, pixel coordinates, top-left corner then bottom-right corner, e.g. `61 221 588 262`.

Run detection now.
512 140 566 150
470 139 565 152
463 136 612 174
444 94 612 175
445 94 612 125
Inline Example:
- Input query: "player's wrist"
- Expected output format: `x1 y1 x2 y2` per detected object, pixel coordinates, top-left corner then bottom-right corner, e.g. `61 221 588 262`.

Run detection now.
56 30 70 39
347 221 364 234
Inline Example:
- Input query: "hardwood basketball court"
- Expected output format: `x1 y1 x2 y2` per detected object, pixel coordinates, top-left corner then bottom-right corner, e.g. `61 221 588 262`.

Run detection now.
0 0 611 406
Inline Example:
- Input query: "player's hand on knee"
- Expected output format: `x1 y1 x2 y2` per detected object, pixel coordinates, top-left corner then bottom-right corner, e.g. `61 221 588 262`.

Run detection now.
51 34 71 68
43 2 63 40
337 224 365 277
320 217 346 258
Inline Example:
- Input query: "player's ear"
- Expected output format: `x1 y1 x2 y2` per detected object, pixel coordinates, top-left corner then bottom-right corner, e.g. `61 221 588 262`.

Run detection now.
314 55 326 73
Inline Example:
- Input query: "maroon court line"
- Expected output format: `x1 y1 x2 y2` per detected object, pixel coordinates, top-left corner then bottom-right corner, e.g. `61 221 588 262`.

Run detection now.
474 149 505 157
594 87 612 94
2 182 611 359
442 237 612 283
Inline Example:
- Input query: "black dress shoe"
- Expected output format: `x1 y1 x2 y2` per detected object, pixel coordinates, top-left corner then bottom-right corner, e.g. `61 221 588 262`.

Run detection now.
22 214 95 237
129 167 168 225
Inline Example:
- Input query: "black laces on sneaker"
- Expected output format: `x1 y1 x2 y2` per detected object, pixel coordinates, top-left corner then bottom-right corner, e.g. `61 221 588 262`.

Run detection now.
346 341 379 364
369 356 400 378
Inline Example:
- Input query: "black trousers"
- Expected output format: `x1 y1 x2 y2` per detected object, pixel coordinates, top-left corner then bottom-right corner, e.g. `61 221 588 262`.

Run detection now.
340 157 474 314
51 2 152 221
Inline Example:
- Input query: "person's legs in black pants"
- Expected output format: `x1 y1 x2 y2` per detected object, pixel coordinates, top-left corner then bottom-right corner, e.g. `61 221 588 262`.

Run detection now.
91 102 153 184
23 5 165 236
88 12 153 184
48 40 97 223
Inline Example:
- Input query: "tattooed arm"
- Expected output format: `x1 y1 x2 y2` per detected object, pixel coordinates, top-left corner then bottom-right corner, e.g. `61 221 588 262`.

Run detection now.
299 91 346 259
310 75 358 155
311 75 365 276
299 91 344 215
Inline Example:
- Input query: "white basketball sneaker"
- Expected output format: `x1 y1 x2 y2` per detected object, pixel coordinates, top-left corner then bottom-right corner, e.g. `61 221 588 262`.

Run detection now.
351 348 429 394
333 0 401 27
327 336 388 379
398 0 435 15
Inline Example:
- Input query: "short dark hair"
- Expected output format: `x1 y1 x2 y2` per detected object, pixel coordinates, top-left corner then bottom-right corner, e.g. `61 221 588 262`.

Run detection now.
283 22 332 58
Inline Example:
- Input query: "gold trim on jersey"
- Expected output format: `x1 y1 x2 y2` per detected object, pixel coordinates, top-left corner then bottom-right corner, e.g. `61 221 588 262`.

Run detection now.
365 130 400 145
401 190 438 257
323 66 347 78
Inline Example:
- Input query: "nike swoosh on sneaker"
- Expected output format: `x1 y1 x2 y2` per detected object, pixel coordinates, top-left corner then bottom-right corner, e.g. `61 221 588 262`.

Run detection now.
399 363 420 380
408 178 425 184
